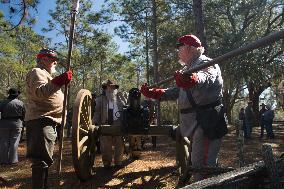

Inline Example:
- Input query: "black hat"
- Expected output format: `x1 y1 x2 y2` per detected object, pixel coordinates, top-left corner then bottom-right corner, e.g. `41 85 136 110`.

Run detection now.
102 79 119 89
7 88 20 97
129 88 141 99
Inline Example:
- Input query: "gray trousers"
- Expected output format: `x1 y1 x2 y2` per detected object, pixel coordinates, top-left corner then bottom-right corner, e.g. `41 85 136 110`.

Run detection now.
100 120 124 166
26 118 57 167
0 127 22 164
191 126 222 181
100 135 124 166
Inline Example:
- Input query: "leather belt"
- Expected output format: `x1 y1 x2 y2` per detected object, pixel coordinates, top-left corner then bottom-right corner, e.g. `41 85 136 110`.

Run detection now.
1 116 22 120
180 99 222 114
180 108 195 114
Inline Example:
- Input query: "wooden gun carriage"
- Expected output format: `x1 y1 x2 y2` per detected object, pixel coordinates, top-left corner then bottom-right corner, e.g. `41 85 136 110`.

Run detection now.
71 89 284 189
71 89 179 181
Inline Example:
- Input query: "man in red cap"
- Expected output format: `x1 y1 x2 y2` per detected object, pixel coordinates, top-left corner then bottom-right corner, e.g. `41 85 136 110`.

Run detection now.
140 34 227 183
25 48 72 188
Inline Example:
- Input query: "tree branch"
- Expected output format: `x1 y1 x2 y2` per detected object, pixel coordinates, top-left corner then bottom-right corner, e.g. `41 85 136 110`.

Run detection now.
2 0 26 32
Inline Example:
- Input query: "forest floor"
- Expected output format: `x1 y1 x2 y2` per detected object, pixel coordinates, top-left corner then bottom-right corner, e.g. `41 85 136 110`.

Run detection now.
0 124 284 189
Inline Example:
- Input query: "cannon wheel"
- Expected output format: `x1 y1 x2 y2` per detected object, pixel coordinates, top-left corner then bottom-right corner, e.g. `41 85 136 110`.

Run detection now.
72 89 97 181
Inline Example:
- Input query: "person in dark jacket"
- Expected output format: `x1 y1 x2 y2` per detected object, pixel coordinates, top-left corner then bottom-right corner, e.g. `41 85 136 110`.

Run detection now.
238 107 245 132
259 103 267 138
244 101 255 139
263 105 275 139
0 88 25 165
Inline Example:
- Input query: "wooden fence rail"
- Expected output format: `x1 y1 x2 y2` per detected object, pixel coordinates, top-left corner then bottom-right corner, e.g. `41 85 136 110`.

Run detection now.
181 144 284 189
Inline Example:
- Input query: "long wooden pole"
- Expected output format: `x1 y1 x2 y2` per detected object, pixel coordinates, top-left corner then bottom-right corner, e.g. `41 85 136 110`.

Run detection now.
149 30 284 88
57 0 80 176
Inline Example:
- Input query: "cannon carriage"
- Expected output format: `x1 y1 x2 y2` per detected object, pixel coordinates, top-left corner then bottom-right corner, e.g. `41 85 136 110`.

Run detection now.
71 89 180 181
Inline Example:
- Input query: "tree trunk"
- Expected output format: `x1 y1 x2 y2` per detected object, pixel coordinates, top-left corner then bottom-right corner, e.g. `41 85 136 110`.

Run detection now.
145 12 150 84
193 0 208 53
248 81 271 127
136 63 140 88
248 82 254 102
151 0 161 126
222 90 233 124
7 71 11 88
151 0 158 83
248 82 258 127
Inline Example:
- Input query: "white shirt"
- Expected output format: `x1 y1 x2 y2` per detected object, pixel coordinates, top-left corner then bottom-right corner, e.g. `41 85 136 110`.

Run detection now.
107 99 119 121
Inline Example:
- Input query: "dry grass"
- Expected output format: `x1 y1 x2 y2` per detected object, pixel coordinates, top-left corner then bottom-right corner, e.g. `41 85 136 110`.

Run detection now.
0 124 283 189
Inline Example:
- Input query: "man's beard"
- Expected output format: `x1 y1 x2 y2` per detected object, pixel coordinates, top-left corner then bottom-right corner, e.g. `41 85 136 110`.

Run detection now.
106 89 117 101
50 65 57 74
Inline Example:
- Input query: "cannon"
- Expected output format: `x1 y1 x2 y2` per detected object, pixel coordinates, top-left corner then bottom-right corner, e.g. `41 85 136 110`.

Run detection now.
71 88 182 181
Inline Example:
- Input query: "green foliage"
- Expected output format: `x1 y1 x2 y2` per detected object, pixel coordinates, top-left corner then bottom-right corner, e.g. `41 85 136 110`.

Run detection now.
41 0 138 103
205 0 283 122
0 18 46 99
99 0 284 123
0 0 283 124
0 0 40 31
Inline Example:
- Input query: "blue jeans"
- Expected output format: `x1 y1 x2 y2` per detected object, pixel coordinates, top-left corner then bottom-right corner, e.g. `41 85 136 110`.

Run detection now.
0 127 22 164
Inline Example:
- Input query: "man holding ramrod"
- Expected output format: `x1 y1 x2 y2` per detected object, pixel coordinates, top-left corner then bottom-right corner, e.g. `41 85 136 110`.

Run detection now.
25 48 72 189
140 34 227 182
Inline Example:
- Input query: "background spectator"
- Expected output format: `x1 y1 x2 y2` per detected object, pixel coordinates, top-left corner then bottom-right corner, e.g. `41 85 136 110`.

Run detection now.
244 101 255 139
0 88 25 165
259 103 267 138
238 107 245 132
263 104 275 139
93 79 127 168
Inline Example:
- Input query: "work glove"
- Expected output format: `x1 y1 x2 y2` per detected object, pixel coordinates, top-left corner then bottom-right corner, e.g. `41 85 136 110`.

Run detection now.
140 83 165 100
51 70 73 87
174 70 198 89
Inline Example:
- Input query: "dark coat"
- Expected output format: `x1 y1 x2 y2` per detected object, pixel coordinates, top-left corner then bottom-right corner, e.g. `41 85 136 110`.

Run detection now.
0 98 25 128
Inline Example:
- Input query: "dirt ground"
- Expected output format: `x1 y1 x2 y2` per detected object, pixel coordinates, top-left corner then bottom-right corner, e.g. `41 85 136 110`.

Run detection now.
0 124 283 189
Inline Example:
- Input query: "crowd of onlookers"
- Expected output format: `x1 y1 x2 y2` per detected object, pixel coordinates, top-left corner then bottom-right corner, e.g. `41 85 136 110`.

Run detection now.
239 101 275 139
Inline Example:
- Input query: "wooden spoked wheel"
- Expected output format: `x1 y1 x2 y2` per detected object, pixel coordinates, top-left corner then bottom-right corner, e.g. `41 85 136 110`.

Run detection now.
72 89 97 181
